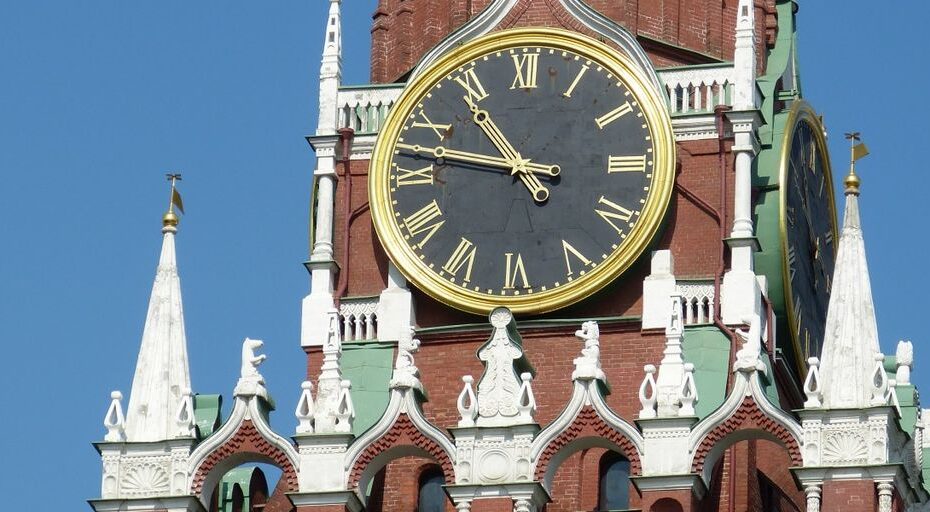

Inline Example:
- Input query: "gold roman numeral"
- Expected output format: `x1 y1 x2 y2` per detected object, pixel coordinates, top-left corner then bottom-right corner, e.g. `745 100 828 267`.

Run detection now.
402 200 445 249
608 155 647 173
595 196 635 234
561 240 593 277
510 53 538 89
454 67 489 104
411 109 451 141
787 245 797 281
503 253 530 289
442 237 477 284
563 65 589 98
396 165 434 186
595 101 633 129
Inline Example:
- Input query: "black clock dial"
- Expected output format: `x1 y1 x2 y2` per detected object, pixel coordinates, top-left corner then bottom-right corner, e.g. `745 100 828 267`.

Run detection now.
782 108 838 361
387 46 656 298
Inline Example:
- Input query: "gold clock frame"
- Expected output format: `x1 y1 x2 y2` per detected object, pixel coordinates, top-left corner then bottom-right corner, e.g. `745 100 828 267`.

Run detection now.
369 28 676 315
778 100 840 369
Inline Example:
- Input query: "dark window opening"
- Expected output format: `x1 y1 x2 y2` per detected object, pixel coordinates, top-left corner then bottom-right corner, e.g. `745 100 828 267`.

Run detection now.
418 466 446 512
598 452 631 511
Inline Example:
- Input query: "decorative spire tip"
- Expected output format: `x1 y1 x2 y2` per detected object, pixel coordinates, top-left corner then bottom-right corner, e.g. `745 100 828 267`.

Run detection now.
163 173 184 230
843 132 868 196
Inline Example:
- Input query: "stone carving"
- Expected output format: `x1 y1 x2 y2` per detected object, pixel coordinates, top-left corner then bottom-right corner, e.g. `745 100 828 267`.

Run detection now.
235 338 269 398
896 340 913 385
475 308 533 426
389 326 422 391
516 372 536 422
638 364 658 419
679 363 698 417
734 313 765 373
572 321 606 382
295 380 315 434
315 309 349 433
120 461 170 497
803 357 822 408
174 387 195 438
656 295 686 417
457 375 478 427
240 337 267 380
334 380 354 433
804 485 821 512
822 429 868 464
103 390 126 442
877 482 894 512
870 353 889 406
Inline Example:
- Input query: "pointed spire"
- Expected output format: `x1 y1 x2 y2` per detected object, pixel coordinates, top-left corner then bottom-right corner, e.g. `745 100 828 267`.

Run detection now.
316 0 343 135
818 135 880 409
123 178 192 441
732 0 757 110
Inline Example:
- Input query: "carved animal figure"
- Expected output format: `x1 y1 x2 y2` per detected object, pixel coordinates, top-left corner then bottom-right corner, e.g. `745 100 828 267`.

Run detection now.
240 338 267 379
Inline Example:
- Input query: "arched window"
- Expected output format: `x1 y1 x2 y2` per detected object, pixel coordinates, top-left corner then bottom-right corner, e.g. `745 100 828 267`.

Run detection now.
598 452 631 511
417 466 446 512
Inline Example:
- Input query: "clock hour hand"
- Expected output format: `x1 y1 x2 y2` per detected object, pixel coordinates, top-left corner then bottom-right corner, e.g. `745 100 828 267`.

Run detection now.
395 143 560 177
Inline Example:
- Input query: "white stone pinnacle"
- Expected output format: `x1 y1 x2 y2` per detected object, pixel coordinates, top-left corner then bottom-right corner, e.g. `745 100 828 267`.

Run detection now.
818 183 881 409
123 223 193 442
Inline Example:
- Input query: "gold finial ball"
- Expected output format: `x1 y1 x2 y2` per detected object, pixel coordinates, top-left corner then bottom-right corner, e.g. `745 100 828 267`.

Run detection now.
162 211 180 227
844 172 861 194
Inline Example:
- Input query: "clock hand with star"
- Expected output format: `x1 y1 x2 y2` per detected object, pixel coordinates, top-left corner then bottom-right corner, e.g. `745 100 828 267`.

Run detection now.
464 96 551 202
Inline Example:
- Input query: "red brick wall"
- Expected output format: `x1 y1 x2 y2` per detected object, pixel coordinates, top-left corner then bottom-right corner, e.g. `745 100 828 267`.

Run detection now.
823 480 877 512
369 0 777 83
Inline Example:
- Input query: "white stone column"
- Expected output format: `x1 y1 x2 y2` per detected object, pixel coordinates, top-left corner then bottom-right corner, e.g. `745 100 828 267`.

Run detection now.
804 484 821 512
721 0 763 324
301 143 340 347
642 250 677 329
877 482 894 512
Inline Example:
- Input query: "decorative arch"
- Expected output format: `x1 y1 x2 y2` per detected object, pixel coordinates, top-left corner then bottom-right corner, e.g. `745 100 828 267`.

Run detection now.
187 394 300 504
531 380 643 491
345 388 456 505
688 369 803 485
349 413 455 488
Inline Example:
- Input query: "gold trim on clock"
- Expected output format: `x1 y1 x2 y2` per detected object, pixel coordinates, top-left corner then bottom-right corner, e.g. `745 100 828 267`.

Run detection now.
369 28 676 315
778 100 840 370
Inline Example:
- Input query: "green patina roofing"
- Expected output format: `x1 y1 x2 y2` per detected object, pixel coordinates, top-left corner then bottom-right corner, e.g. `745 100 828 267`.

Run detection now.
217 466 265 512
681 325 731 419
340 341 395 436
193 394 223 440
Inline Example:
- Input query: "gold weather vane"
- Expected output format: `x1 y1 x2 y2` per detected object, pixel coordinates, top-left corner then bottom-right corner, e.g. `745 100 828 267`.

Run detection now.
163 173 185 227
843 132 868 195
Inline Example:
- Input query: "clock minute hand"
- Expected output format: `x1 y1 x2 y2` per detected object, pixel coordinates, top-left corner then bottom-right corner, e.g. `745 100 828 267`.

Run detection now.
465 97 550 202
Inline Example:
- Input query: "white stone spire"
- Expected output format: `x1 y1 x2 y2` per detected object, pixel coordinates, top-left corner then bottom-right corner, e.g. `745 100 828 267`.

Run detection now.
818 169 881 409
123 216 193 442
316 0 342 135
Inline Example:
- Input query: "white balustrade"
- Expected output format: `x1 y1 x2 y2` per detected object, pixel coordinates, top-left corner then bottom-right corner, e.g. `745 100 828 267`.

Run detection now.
677 281 715 325
657 64 735 116
339 296 379 341
336 85 403 133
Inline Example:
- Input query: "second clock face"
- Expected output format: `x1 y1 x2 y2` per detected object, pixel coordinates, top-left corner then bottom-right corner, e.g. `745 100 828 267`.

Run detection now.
781 102 838 362
370 29 675 314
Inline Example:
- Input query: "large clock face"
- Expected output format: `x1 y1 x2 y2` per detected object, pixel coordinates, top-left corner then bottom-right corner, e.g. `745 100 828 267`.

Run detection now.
369 29 675 314
780 101 838 364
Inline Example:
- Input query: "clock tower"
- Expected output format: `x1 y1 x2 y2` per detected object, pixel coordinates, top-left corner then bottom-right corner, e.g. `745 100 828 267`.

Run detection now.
88 1 930 512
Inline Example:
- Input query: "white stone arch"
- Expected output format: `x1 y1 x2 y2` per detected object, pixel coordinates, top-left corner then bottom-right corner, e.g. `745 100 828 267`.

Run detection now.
530 379 644 492
187 394 299 506
344 388 456 506
687 368 803 486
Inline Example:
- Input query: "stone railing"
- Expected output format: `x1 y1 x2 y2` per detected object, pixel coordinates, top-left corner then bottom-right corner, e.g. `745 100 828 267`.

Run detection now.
658 64 734 116
339 296 379 341
336 84 403 133
677 280 715 325
333 64 735 136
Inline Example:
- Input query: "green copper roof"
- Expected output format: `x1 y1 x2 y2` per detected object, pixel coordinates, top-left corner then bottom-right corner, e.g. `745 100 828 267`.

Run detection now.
193 394 222 440
682 325 731 419
341 341 395 435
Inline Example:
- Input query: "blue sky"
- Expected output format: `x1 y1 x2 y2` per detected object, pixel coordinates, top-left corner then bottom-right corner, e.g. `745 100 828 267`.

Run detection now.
0 1 924 509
